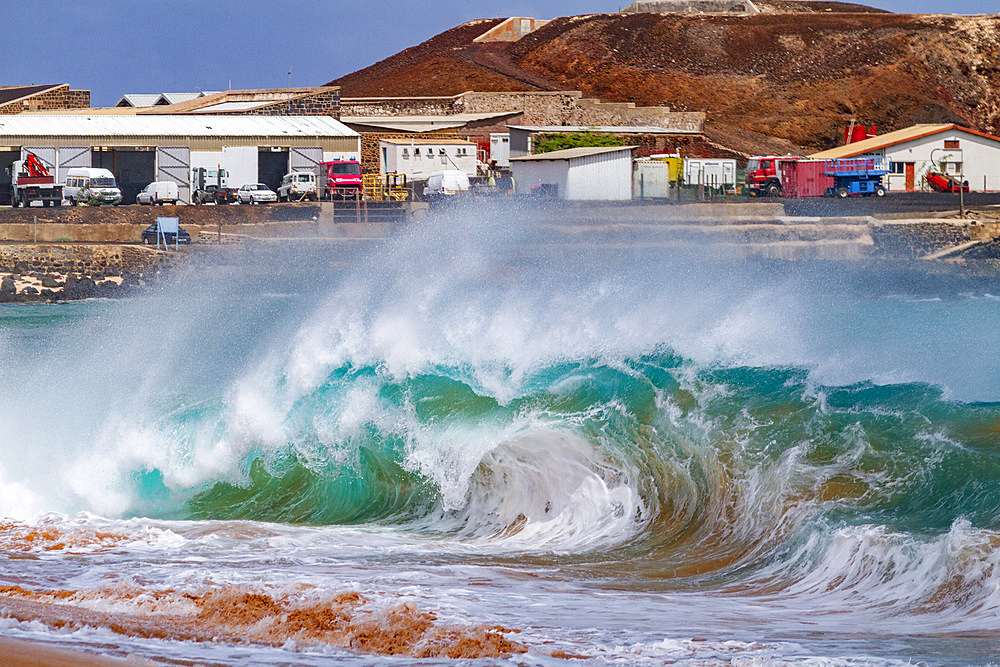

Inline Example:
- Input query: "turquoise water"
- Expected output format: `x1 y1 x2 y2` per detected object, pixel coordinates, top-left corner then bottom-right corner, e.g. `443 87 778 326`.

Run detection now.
1 213 1000 664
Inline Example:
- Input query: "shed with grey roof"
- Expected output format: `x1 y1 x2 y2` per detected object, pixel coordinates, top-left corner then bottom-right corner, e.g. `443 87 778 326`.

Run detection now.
510 146 636 200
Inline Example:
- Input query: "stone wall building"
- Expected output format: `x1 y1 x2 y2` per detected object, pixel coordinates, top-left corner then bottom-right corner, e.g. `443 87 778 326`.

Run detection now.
0 84 90 115
620 0 760 13
132 87 342 118
47 87 342 119
341 91 704 134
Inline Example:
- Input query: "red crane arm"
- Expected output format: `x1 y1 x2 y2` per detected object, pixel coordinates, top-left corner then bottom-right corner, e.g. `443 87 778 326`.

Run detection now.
23 153 51 178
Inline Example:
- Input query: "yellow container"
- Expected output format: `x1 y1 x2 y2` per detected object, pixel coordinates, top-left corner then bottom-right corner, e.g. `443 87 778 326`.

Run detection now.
650 155 683 182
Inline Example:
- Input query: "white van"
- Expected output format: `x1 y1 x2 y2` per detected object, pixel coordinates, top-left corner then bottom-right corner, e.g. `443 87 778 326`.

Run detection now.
424 170 470 199
277 171 317 202
63 167 122 206
136 181 179 205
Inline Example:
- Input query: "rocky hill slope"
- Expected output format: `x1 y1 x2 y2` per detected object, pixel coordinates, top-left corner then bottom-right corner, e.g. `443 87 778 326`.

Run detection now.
329 6 1000 153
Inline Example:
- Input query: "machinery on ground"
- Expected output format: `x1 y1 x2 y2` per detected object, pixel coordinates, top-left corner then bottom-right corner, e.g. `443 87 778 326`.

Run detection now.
824 157 888 197
362 173 409 201
926 171 969 193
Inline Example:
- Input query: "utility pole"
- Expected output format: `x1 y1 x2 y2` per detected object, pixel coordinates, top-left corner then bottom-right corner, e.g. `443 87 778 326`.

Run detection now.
287 69 291 113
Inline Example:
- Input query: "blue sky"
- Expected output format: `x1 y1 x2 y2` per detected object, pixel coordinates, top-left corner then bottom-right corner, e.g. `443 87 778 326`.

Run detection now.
1 1 993 106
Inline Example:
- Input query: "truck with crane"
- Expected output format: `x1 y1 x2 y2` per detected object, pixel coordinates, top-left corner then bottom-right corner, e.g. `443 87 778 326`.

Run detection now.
6 153 63 207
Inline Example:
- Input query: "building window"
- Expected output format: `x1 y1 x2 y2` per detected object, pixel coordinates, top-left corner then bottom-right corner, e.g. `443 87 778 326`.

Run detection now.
944 139 960 149
414 148 420 156
439 148 446 155
889 162 904 174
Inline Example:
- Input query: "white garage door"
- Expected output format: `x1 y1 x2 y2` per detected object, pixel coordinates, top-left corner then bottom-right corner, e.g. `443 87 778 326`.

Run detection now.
57 147 92 183
290 146 323 173
157 146 190 203
222 146 258 189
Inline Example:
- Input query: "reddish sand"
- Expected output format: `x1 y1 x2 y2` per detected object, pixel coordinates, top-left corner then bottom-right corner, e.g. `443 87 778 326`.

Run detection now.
0 636 149 666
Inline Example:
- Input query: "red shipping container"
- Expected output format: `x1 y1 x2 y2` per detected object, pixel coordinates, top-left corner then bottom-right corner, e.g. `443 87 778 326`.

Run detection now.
781 160 835 197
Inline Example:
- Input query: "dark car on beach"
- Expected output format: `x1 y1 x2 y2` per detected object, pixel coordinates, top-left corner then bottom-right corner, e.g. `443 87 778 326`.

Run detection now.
141 222 191 245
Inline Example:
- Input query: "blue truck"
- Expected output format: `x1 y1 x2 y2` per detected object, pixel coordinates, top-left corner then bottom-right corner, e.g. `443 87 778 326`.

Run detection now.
825 157 888 198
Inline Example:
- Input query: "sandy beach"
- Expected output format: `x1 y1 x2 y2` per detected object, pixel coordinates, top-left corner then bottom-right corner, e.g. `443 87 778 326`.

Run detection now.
0 636 152 666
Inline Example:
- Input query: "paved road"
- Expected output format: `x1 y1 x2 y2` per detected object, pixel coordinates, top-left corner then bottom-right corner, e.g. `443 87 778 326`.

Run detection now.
768 192 1000 217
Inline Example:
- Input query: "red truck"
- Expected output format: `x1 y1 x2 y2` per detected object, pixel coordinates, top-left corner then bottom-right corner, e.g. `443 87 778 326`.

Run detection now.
317 160 362 199
744 155 802 197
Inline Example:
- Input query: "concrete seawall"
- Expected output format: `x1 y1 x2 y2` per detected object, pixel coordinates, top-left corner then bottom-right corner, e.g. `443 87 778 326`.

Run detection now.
1 203 998 302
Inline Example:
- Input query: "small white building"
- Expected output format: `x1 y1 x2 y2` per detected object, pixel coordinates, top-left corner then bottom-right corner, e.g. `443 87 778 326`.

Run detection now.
509 145 636 201
379 138 478 181
811 124 1000 192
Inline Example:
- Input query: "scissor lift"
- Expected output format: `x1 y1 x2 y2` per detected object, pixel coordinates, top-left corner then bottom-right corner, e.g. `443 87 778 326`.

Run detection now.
825 157 888 198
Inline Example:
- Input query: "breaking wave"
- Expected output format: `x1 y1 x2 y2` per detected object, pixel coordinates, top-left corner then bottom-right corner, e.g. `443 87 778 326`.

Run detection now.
2 204 1000 637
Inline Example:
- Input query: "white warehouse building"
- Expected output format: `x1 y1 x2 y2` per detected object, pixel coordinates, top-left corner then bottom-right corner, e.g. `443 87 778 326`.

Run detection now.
509 145 636 200
379 138 478 181
0 115 360 204
811 124 1000 192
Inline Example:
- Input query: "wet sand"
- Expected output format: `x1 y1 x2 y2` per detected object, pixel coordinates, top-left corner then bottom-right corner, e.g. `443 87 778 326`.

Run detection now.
0 636 152 665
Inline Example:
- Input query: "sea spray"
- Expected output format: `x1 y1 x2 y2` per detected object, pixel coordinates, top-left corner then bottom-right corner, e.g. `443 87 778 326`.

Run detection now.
1 203 1000 663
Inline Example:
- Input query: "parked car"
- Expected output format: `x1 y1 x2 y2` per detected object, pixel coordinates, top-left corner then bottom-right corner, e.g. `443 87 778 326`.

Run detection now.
278 171 318 202
237 183 277 205
136 181 179 205
63 167 122 206
424 170 470 199
141 222 191 245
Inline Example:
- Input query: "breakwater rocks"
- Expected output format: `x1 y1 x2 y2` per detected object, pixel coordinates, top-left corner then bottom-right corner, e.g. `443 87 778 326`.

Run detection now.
0 244 164 302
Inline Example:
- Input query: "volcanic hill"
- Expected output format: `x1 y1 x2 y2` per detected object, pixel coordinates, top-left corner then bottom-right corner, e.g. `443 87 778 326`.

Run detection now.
329 4 1000 154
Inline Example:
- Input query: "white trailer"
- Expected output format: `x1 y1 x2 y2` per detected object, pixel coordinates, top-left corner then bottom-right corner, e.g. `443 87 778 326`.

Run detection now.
683 158 737 187
490 133 510 168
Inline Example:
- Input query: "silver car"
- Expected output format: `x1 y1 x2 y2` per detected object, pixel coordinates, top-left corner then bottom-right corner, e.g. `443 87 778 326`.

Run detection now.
236 183 277 205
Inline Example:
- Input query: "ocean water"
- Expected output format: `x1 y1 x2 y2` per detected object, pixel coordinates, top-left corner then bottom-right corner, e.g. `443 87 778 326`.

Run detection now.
1 206 1000 665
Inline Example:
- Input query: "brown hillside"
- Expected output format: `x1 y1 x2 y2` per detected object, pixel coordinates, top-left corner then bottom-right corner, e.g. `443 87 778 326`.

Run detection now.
331 19 542 97
329 10 1000 153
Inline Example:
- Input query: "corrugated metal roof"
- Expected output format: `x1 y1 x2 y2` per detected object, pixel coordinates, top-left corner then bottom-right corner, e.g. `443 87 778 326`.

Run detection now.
159 93 204 105
509 125 700 134
343 112 517 133
192 101 272 113
0 114 359 138
809 124 1000 159
116 94 161 107
510 146 637 161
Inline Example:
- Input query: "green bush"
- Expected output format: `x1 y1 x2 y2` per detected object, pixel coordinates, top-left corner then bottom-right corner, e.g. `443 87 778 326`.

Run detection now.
535 130 624 154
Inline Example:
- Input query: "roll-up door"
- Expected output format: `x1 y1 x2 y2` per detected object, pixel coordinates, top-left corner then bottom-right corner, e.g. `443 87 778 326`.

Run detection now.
156 146 190 203
290 147 323 173
22 147 56 175
57 147 92 183
222 146 258 189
